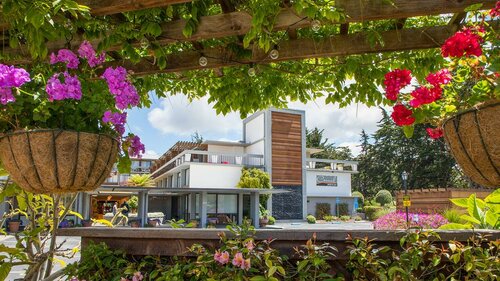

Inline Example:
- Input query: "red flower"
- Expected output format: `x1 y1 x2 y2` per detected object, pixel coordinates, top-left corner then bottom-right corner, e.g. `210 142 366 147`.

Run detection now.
441 27 483 58
490 1 500 17
409 87 442 108
426 127 444 139
391 104 415 126
426 69 452 86
384 69 412 100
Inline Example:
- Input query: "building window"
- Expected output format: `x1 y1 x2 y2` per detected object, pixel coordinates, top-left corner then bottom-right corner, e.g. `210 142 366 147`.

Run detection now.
168 175 173 188
217 194 237 214
207 194 217 213
177 172 181 188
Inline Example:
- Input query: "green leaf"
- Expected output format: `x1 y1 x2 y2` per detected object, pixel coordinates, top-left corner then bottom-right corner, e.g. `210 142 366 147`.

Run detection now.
459 214 481 225
464 3 483 12
403 125 414 138
439 223 472 230
0 262 12 281
450 198 468 208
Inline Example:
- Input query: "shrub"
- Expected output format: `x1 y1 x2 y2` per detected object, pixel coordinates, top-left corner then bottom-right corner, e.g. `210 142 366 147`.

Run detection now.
442 209 464 224
337 203 349 216
356 207 364 213
373 211 448 230
268 216 276 225
306 215 316 224
324 215 336 222
374 190 392 206
340 216 351 221
315 203 331 220
352 191 364 204
363 206 383 221
373 208 393 220
353 216 362 221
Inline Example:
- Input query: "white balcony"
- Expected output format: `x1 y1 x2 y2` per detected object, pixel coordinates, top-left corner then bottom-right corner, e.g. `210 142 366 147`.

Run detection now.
306 158 358 172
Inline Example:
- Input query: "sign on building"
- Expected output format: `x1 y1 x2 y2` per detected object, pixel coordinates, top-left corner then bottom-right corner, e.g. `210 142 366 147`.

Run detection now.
316 175 338 186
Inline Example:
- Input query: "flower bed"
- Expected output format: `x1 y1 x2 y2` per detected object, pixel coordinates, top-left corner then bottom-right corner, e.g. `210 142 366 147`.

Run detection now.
374 211 448 230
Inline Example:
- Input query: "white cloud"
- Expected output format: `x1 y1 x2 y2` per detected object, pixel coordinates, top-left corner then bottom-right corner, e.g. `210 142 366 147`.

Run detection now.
142 150 160 159
147 95 242 137
147 94 384 157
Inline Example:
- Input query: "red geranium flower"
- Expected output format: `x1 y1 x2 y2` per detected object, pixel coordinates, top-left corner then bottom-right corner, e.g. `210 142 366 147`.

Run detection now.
490 1 500 17
409 87 442 108
426 69 452 86
391 104 415 126
384 69 412 100
441 27 483 58
426 127 444 139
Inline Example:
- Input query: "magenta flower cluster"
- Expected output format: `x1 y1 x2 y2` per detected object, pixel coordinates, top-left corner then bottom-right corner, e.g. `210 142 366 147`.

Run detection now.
46 72 82 101
50 49 80 69
0 64 31 104
102 110 127 135
102 67 140 110
78 41 106 68
373 211 448 230
126 135 145 158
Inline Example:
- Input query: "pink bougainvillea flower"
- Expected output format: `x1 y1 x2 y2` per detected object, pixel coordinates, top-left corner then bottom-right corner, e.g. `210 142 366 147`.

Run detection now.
241 258 251 271
383 69 412 100
232 252 244 267
102 67 140 110
441 27 483 58
374 211 448 230
102 110 127 126
391 104 415 126
0 64 31 88
0 87 15 105
426 69 452 86
426 127 444 139
125 135 145 158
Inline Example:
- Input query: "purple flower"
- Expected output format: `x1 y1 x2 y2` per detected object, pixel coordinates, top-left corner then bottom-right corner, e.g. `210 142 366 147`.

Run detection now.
126 135 145 158
0 87 15 104
46 72 82 101
49 49 80 69
102 67 139 110
373 211 448 230
0 64 31 88
78 41 106 67
102 110 127 125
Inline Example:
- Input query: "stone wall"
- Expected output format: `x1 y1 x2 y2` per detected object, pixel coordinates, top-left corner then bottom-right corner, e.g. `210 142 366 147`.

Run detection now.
271 185 303 219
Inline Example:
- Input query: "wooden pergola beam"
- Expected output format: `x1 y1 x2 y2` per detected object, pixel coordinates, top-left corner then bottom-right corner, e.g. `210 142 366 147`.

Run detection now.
115 22 499 75
81 0 193 16
2 0 496 59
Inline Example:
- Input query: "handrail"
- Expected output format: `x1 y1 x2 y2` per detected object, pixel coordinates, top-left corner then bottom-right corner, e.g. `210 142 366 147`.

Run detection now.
306 158 358 172
305 158 359 165
151 150 264 176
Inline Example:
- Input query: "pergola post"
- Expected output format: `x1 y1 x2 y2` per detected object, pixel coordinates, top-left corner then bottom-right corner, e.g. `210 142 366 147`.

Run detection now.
250 192 259 229
138 191 149 227
237 193 243 225
200 192 207 228
81 193 91 220
73 192 85 224
189 193 197 223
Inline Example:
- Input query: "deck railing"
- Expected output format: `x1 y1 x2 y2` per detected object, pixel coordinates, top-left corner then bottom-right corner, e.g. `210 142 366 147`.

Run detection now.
306 158 358 172
152 150 264 177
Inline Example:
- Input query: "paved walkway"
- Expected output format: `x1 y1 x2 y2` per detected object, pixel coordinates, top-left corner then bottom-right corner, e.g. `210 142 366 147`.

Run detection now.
268 220 374 230
1 235 81 281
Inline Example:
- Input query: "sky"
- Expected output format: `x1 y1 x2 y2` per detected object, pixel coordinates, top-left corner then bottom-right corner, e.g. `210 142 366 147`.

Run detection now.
127 94 386 159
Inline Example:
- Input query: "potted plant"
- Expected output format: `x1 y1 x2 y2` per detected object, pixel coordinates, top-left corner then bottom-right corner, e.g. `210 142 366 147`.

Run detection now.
259 207 269 227
8 218 21 233
0 41 145 194
383 7 499 187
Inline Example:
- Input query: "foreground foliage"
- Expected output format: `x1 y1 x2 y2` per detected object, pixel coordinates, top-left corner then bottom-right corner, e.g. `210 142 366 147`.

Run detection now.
64 222 499 281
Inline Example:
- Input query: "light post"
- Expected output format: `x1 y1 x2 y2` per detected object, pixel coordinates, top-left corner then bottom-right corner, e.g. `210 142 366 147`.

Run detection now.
401 171 409 227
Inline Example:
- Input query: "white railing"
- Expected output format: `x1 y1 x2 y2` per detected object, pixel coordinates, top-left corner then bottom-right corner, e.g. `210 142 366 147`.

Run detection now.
152 150 264 176
306 158 358 172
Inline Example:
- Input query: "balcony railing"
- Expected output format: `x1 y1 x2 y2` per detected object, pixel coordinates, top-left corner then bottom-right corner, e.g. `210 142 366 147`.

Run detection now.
152 150 264 177
306 158 358 172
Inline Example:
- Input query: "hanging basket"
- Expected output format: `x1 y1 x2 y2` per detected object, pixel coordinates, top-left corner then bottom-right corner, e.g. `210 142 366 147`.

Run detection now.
0 129 119 194
443 100 500 188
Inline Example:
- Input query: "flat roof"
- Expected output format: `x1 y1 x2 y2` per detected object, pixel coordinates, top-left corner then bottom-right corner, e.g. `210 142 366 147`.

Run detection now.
96 186 289 195
202 140 248 147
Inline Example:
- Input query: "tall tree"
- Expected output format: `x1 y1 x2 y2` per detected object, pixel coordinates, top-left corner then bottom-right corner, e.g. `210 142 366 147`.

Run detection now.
352 110 467 198
306 127 353 160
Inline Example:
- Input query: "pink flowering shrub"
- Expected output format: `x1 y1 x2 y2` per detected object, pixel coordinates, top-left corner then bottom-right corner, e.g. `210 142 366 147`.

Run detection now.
0 41 145 172
374 211 448 230
383 4 499 139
